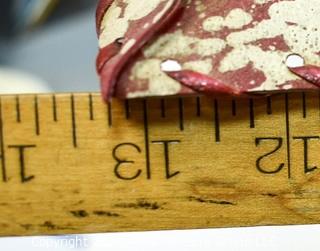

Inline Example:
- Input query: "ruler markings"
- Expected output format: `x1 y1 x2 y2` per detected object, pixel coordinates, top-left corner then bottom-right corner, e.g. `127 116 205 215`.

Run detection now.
178 98 184 131
71 95 78 148
143 99 151 179
196 97 201 117
88 94 94 121
8 145 36 183
249 98 255 128
160 99 166 118
107 102 112 127
214 99 220 143
319 92 320 117
34 96 40 136
2 93 320 236
0 98 7 182
15 95 21 123
232 99 237 116
266 96 272 115
285 94 291 179
302 92 307 118
52 94 58 122
124 99 130 120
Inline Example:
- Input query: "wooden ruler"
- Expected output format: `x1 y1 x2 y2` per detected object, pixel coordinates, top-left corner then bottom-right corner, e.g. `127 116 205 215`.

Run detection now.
1 92 320 236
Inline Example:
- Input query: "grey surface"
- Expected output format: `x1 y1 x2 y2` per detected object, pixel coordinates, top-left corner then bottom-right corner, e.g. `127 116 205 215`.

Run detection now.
1 7 99 92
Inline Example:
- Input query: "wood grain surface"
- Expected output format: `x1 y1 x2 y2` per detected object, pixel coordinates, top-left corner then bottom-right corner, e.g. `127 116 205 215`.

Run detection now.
0 92 320 236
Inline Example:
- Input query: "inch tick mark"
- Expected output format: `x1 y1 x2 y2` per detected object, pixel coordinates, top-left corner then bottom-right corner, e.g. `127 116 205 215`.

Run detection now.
89 94 94 120
249 99 255 128
124 99 130 119
285 94 291 179
267 96 272 115
143 99 151 179
196 97 201 117
302 92 307 118
178 98 184 131
15 95 21 123
34 96 40 135
160 99 166 118
107 102 112 127
318 92 320 117
214 99 220 143
71 94 77 148
0 98 7 182
231 99 236 116
52 95 58 122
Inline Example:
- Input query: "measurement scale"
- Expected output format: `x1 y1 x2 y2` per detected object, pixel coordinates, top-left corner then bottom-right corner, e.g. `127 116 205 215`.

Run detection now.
0 92 320 236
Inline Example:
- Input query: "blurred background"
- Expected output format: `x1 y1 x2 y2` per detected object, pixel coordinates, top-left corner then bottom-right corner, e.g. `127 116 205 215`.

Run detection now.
0 0 98 93
0 1 320 250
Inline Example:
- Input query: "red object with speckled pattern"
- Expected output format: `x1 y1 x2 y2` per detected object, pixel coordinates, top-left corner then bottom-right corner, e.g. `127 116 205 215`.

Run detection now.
96 0 320 101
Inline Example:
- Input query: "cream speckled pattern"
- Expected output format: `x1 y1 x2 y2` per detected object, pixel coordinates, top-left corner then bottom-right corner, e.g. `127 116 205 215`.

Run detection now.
97 0 320 99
